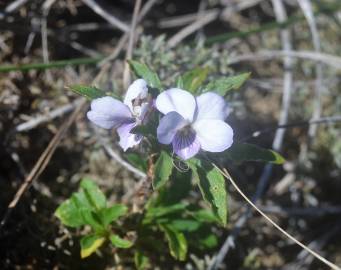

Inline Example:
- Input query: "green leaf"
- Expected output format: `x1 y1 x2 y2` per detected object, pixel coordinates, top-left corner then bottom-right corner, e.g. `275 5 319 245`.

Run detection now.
177 67 210 93
134 250 150 270
198 234 219 249
80 234 105 258
225 142 285 164
168 219 201 232
159 224 187 261
145 203 187 220
125 153 147 172
79 208 104 232
80 178 107 210
189 160 228 226
203 73 250 95
109 234 133 249
152 151 173 190
191 209 220 223
68 85 106 100
98 204 128 227
55 197 85 228
128 60 162 89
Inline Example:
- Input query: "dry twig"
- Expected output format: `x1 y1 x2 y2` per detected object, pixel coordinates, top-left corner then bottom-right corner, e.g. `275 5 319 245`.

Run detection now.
123 0 142 89
297 0 323 140
81 0 130 32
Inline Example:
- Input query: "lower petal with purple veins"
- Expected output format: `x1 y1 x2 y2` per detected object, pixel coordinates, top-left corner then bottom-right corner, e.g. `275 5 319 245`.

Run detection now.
117 121 143 151
172 129 201 160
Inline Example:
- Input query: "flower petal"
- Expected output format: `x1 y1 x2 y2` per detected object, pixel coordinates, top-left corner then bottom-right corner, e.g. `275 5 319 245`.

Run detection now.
193 119 233 152
117 121 143 151
157 112 187 145
172 130 201 160
195 92 230 121
124 79 148 111
87 96 132 129
155 88 196 121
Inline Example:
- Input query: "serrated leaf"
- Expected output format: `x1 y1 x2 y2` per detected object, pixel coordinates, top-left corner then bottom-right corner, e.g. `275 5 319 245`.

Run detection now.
189 159 228 226
152 151 173 190
128 60 162 89
80 234 105 258
80 178 107 210
134 250 150 270
225 142 285 164
177 67 210 93
203 72 250 95
98 204 128 227
159 224 187 261
109 234 133 249
55 197 85 227
69 85 106 100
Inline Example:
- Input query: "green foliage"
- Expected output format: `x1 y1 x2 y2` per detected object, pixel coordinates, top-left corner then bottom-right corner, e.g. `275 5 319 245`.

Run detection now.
177 67 210 93
109 234 133 248
80 178 107 210
125 153 147 172
203 72 250 95
189 159 228 226
68 85 106 100
68 85 120 100
159 224 187 261
134 250 150 270
55 179 131 258
55 195 85 228
80 234 106 258
98 205 128 227
152 151 173 190
128 60 162 89
225 142 285 164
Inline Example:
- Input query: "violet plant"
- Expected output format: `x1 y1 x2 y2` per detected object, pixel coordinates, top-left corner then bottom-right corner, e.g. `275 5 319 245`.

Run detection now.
55 61 284 267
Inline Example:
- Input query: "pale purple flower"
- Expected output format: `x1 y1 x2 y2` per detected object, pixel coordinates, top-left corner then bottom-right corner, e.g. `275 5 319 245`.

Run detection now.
155 88 233 160
87 79 151 151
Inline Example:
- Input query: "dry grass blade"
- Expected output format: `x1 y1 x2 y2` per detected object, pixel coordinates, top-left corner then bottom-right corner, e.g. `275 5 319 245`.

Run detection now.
271 0 293 152
99 0 158 67
0 100 86 229
213 164 341 270
81 0 130 32
15 98 83 132
228 50 341 69
167 9 218 48
123 0 142 88
297 0 323 140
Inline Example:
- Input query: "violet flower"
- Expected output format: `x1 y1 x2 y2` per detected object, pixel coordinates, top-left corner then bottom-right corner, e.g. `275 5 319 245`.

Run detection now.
155 88 233 160
87 79 151 151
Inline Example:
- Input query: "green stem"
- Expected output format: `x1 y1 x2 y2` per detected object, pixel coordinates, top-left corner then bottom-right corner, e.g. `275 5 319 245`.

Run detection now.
0 57 104 73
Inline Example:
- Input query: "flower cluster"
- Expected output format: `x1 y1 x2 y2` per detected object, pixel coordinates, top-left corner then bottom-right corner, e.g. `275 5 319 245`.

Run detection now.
87 79 233 160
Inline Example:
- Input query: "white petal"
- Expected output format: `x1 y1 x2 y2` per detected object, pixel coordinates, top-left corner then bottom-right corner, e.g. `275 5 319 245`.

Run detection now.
193 119 233 152
117 122 142 151
195 92 230 121
87 96 132 129
157 111 187 144
124 79 148 111
155 88 196 122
